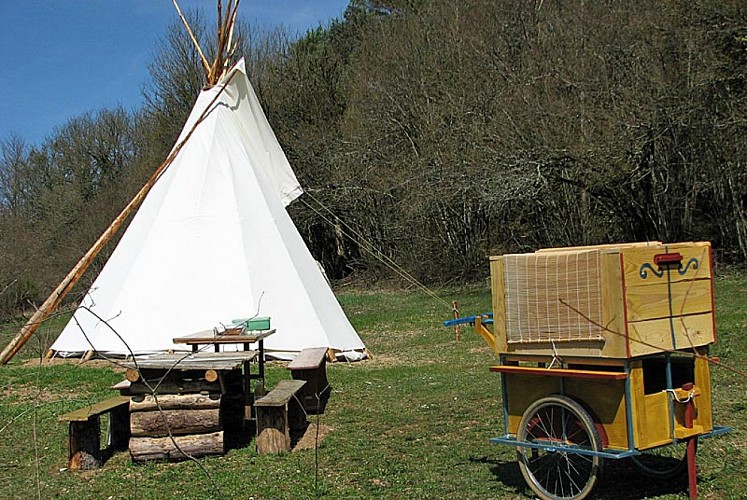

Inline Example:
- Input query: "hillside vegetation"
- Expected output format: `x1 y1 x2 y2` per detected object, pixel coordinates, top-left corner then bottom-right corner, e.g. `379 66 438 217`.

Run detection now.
1 0 746 318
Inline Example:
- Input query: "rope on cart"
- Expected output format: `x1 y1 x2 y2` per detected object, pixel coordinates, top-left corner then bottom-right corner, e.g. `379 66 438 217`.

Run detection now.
548 339 564 369
666 389 695 404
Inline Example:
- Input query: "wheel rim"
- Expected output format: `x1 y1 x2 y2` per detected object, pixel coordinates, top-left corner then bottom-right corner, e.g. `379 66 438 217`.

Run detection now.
517 395 602 500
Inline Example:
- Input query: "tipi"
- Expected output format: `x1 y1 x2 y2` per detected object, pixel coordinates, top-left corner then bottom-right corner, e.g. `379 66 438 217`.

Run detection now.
47 59 365 359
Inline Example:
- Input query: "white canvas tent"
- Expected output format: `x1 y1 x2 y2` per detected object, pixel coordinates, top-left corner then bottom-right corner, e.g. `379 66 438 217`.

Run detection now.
50 59 366 360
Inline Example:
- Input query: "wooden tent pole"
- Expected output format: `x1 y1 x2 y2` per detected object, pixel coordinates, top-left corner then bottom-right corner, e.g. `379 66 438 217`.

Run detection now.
171 0 211 77
0 70 239 364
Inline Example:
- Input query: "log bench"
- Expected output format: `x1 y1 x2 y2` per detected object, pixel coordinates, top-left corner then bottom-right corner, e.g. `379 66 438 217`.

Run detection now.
287 347 329 414
254 379 306 454
59 396 130 470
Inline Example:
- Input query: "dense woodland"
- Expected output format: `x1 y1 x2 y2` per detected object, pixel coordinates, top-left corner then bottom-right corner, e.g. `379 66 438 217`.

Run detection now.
0 0 745 318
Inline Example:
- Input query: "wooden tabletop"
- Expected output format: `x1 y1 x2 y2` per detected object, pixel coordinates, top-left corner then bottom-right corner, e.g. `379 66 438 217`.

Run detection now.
172 328 276 345
123 351 259 371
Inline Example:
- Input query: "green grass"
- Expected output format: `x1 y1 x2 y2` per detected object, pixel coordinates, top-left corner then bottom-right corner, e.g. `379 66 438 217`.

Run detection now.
0 277 745 499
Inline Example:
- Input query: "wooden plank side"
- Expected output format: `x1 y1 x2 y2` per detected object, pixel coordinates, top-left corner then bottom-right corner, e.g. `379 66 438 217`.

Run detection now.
130 393 221 412
146 351 258 361
628 312 715 356
627 361 668 450
287 347 327 370
256 407 290 453
504 340 604 358
172 329 275 345
600 251 628 358
490 365 627 380
129 432 224 461
535 241 663 254
60 396 130 422
504 373 560 435
622 242 712 287
489 256 508 353
694 351 713 433
126 379 222 396
636 391 673 450
565 379 629 450
254 380 306 407
130 409 221 437
625 279 713 323
124 352 256 371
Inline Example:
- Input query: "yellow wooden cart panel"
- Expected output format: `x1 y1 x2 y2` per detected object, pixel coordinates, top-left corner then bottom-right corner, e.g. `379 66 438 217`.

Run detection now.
628 312 714 357
621 242 712 287
624 279 712 322
498 365 631 450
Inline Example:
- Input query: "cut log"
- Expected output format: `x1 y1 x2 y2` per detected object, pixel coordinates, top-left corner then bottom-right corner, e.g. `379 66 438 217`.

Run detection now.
255 380 306 454
130 409 220 437
129 393 221 412
256 410 289 454
125 368 140 382
129 432 224 461
126 379 221 395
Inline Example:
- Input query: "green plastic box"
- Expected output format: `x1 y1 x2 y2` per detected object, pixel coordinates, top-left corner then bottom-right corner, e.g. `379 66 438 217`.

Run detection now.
233 316 271 331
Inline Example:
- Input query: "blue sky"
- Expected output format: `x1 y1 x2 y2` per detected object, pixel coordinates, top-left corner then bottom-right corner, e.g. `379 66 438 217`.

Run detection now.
0 1 350 146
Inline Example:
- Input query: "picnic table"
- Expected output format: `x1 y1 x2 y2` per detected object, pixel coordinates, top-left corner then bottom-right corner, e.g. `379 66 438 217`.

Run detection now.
172 328 275 385
116 327 276 462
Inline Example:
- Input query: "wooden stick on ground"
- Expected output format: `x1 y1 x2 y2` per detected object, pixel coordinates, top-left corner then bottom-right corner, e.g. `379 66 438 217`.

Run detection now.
452 301 461 341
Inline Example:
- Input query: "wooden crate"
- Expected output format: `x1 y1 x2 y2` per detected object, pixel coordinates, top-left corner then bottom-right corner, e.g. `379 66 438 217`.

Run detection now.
490 241 715 358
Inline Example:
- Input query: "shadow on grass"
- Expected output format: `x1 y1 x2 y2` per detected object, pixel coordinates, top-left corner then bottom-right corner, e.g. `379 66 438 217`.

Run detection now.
470 456 529 497
472 456 690 499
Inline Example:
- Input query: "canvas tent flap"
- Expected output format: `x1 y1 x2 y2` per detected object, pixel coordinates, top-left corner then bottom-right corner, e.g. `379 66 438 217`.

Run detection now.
51 59 365 357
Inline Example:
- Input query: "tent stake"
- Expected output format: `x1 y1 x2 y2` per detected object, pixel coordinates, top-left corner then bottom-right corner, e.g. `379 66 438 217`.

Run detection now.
452 301 461 341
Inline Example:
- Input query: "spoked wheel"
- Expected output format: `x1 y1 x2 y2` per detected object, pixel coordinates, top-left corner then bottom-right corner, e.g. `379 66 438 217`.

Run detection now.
516 395 603 500
630 439 695 480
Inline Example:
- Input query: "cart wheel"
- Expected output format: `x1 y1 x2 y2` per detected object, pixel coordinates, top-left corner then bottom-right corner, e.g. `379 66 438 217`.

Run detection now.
630 439 695 480
516 395 603 500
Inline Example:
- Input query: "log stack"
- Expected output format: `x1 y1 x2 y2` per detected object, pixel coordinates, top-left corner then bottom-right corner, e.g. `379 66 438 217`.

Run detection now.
126 369 246 462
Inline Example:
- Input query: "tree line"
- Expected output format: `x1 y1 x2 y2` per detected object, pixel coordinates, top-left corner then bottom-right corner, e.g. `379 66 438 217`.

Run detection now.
1 0 745 318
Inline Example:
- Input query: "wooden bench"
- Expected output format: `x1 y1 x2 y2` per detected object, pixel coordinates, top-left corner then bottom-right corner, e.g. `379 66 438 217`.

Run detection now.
254 380 306 454
59 396 130 470
287 347 329 414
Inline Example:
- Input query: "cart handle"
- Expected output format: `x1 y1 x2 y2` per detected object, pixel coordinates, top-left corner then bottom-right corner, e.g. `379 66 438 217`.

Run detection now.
443 313 493 327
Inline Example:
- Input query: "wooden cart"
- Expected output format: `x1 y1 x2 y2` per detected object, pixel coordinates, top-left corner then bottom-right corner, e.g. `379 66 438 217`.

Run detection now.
446 241 730 500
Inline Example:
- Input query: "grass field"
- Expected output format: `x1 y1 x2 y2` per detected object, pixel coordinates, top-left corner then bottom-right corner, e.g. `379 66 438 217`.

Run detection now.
0 275 745 499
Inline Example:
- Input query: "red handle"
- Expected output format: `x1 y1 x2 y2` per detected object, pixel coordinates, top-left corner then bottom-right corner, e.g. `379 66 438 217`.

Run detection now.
654 252 683 266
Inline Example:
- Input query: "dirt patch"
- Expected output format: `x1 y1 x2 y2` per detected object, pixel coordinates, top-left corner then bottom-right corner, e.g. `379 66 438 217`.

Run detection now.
361 353 405 367
21 357 126 372
293 423 334 451
1 383 75 404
